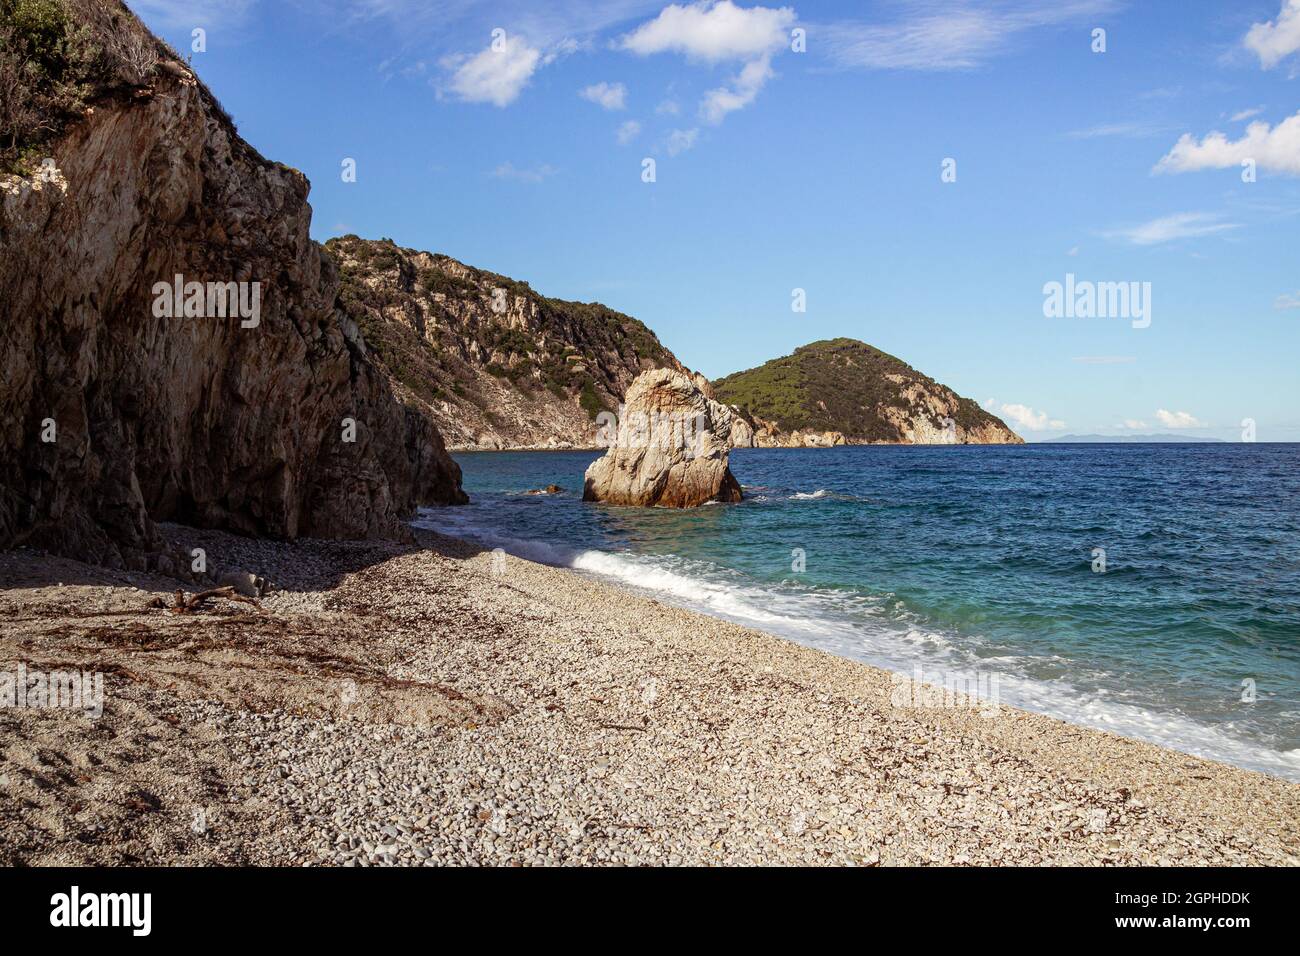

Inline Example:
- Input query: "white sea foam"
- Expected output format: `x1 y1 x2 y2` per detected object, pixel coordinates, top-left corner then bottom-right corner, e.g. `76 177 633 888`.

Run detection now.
413 507 1300 782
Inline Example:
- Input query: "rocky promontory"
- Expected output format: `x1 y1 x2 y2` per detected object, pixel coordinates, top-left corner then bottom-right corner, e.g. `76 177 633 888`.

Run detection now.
715 338 1024 445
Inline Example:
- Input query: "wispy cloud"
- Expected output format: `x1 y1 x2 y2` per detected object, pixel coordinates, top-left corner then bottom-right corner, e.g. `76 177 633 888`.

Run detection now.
490 161 558 183
1105 212 1240 246
130 0 257 29
616 119 642 144
1244 0 1300 70
1072 355 1136 364
821 0 1115 71
1230 106 1265 122
1275 291 1300 310
1066 121 1172 140
342 0 663 48
700 54 775 123
580 81 627 110
666 127 699 155
1154 111 1300 176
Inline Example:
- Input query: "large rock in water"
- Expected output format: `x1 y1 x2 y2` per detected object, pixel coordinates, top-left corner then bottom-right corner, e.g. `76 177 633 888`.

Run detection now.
583 369 742 508
0 11 465 569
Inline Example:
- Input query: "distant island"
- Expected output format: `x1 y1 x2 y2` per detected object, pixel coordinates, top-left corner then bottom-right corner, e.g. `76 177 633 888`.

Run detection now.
1041 434 1228 444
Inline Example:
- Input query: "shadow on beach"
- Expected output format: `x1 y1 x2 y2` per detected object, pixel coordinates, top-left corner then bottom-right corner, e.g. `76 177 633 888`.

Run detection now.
0 521 489 597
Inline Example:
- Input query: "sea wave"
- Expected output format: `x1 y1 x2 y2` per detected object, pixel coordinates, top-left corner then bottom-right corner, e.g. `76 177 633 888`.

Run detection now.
414 506 1300 781
788 488 872 502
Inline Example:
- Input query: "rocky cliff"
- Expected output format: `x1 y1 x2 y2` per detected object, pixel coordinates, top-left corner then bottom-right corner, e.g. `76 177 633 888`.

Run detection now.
327 235 689 451
715 338 1023 445
583 369 742 508
0 1 464 569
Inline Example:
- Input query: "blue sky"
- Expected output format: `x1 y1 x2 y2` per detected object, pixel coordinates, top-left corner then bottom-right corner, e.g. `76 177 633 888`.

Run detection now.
128 1 1300 440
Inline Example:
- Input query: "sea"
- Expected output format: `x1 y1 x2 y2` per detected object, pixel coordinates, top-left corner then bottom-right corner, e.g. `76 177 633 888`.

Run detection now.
414 444 1300 781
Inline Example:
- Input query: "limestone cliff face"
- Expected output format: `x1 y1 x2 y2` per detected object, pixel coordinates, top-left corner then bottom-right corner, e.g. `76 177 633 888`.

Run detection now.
0 21 463 568
725 406 847 448
327 236 689 451
715 338 1024 446
583 369 742 509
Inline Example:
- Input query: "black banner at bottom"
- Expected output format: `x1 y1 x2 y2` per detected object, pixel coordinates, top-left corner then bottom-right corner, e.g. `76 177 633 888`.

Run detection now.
0 865 1290 942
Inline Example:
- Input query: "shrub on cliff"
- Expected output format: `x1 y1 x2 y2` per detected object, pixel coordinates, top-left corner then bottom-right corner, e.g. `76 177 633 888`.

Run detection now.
1 0 164 174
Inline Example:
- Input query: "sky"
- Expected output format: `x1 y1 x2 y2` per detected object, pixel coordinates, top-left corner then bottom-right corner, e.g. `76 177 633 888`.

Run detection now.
126 0 1300 441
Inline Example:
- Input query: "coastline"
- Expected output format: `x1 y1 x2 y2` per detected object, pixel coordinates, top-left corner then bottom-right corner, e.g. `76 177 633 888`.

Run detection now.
1 526 1296 866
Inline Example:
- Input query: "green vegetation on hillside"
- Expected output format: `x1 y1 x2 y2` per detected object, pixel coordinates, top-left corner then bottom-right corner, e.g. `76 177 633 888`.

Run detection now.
323 234 678 421
0 0 167 174
714 338 1014 442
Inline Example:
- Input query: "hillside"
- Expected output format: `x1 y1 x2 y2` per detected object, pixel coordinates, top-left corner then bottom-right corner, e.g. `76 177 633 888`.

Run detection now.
326 235 688 450
715 338 1023 445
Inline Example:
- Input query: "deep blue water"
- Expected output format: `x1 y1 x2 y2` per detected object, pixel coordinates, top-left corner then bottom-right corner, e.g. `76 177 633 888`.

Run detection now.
416 444 1300 779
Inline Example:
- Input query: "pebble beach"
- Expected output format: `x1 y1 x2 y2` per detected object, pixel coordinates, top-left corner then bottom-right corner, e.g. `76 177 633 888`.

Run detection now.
1 526 1296 866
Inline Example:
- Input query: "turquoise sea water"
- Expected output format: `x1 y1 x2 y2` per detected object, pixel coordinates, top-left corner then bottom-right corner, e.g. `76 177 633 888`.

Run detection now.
415 444 1300 780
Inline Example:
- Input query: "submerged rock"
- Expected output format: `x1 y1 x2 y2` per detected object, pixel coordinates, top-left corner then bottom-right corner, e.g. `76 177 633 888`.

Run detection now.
582 369 742 508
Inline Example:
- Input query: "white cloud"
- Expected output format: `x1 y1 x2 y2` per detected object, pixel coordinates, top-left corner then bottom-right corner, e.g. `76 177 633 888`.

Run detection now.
619 2 794 126
440 36 542 107
619 0 795 62
490 162 558 182
1154 409 1203 429
616 119 642 144
1275 291 1300 310
1154 111 1300 176
984 399 1064 432
666 128 699 155
580 82 627 110
1067 245 1080 256
1230 107 1265 122
821 0 1115 71
656 99 681 115
700 54 774 123
1105 212 1240 246
1244 0 1300 69
1117 419 1148 430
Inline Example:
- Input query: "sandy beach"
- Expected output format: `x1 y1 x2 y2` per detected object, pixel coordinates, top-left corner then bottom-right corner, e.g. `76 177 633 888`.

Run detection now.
1 525 1296 866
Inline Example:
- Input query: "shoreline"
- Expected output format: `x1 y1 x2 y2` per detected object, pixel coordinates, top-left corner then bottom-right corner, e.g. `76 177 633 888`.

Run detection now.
1 526 1296 865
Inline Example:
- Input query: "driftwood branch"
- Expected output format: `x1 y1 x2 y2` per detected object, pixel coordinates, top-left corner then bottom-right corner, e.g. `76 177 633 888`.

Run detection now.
144 586 262 614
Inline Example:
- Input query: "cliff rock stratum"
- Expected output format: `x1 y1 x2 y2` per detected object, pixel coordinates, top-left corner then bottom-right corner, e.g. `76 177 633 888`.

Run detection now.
0 1 463 569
